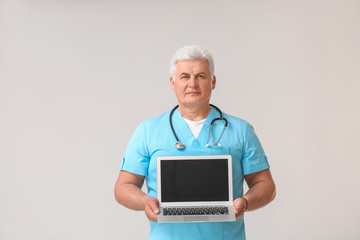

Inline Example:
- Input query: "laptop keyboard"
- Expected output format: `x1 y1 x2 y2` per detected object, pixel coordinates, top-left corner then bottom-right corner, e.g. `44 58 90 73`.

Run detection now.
163 206 229 216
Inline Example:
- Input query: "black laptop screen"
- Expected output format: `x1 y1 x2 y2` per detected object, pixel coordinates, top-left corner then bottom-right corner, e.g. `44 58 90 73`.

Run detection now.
160 159 229 202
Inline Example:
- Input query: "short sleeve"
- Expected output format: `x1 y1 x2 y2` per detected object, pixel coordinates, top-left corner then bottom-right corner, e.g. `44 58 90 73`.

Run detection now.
120 122 150 176
241 121 270 175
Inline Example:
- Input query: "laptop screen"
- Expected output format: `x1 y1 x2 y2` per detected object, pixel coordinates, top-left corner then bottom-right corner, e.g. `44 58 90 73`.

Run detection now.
160 158 229 202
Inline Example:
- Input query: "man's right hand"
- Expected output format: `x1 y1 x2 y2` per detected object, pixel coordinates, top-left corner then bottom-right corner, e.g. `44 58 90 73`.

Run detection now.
143 196 160 222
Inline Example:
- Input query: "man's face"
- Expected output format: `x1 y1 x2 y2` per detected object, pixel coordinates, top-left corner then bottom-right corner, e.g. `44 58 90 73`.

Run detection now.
170 59 216 108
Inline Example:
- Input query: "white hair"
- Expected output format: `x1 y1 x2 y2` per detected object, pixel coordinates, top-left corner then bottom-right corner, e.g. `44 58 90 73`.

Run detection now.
169 45 215 78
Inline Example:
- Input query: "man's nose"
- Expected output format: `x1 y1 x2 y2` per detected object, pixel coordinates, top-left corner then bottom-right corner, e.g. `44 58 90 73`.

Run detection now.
188 76 199 87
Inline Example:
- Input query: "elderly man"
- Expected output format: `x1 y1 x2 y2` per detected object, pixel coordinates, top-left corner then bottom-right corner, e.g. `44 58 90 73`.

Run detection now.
115 45 276 240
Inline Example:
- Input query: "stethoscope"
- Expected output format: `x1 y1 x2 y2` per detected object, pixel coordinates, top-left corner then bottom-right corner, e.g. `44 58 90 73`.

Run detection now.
170 104 228 149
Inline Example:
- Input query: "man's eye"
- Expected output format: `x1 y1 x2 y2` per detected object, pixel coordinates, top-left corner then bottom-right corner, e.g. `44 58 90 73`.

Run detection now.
181 76 189 79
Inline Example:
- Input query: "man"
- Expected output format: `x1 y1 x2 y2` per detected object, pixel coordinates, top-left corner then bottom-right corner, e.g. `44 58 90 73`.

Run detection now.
114 45 276 240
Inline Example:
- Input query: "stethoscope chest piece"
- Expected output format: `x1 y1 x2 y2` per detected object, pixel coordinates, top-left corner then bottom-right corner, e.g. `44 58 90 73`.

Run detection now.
174 141 186 150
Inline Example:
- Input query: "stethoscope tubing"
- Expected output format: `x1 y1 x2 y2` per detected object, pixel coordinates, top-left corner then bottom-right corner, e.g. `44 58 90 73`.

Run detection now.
170 104 228 149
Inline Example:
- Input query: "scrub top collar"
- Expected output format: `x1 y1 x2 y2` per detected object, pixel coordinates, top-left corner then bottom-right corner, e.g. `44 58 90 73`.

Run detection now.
171 107 220 148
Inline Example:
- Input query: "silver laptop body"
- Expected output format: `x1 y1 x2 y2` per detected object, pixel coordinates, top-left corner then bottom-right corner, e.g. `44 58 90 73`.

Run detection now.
156 155 236 223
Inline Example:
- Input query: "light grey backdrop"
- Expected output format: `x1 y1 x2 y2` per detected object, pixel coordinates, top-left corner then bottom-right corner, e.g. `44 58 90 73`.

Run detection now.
1 0 359 239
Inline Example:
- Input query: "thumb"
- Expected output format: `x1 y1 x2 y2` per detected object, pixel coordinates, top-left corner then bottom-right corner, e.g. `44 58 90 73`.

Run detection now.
232 199 241 214
147 198 160 214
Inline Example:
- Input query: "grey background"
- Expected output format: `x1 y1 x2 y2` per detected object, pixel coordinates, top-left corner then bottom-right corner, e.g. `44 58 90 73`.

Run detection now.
1 0 359 239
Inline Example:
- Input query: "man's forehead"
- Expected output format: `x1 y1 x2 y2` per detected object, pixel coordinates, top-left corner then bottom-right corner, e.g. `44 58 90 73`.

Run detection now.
175 59 210 72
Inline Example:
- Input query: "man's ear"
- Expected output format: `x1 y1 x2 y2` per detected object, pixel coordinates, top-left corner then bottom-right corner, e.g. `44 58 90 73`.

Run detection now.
170 77 175 91
212 76 216 90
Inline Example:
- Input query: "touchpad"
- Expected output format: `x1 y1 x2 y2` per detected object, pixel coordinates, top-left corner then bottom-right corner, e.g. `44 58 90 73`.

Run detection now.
184 216 210 222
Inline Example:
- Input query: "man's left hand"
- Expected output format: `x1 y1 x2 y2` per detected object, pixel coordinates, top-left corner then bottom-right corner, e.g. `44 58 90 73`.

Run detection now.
232 197 247 220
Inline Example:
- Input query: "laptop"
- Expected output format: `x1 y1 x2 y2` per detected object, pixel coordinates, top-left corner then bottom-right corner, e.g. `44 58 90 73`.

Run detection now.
156 155 236 223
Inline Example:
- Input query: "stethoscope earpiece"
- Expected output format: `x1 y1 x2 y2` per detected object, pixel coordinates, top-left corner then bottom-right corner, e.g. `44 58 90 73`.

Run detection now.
170 104 227 149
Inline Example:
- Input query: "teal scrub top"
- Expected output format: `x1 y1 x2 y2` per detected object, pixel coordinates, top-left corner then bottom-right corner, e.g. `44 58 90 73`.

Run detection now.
120 108 270 240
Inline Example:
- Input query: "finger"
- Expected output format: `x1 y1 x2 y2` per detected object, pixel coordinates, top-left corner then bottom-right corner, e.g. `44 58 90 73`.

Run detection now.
232 198 241 214
233 198 246 219
145 207 158 222
236 209 246 220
